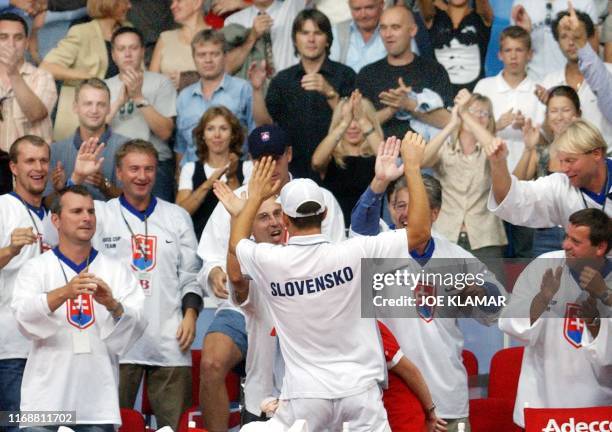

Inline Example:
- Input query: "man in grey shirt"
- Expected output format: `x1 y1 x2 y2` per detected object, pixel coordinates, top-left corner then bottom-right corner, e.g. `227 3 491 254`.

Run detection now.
46 78 129 201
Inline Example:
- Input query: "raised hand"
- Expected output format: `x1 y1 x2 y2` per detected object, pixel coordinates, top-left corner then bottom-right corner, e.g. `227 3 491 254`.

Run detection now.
374 136 404 184
51 161 66 192
540 266 563 302
248 60 268 90
213 181 247 217
251 11 273 39
64 273 98 300
534 84 548 104
496 108 514 131
400 131 427 169
522 118 540 150
559 0 587 48
9 227 38 256
512 110 526 130
247 156 280 202
301 73 335 97
579 266 609 300
511 4 532 33
484 137 508 163
454 89 472 114
72 137 105 184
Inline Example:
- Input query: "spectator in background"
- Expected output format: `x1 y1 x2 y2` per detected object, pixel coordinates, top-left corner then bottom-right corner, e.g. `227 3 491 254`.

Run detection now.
176 106 249 238
474 25 542 172
150 0 211 90
0 12 57 153
514 85 580 257
538 10 612 153
223 0 312 78
419 0 492 95
422 90 507 264
356 6 451 140
511 0 597 82
41 0 131 141
105 27 177 202
253 8 355 180
175 29 255 168
45 78 129 201
311 90 381 227
127 0 174 65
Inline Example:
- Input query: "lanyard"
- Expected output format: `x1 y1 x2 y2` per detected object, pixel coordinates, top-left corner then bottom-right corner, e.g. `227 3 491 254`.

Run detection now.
57 252 91 330
120 208 148 259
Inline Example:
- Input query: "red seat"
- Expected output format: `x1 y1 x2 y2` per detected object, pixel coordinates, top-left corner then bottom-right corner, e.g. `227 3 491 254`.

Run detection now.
119 408 146 432
191 349 241 406
177 406 241 432
461 349 479 377
488 347 524 401
469 398 522 432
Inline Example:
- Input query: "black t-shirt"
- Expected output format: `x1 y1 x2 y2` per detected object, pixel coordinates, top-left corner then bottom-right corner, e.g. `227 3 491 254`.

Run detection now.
429 7 491 95
322 155 375 228
356 55 453 139
266 58 355 181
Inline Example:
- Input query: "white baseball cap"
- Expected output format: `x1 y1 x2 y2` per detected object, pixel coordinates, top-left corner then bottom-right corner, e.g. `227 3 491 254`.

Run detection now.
278 178 326 218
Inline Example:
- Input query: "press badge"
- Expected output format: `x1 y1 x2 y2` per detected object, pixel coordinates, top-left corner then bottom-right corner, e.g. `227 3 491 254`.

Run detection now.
72 331 91 354
138 272 153 296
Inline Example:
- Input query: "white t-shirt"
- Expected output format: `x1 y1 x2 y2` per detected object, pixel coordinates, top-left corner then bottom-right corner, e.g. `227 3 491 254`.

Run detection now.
224 0 306 74
473 72 544 172
236 229 409 399
178 160 252 191
0 193 58 360
512 0 597 82
539 66 612 153
379 232 506 418
11 249 146 426
92 196 202 366
499 250 612 427
106 71 177 161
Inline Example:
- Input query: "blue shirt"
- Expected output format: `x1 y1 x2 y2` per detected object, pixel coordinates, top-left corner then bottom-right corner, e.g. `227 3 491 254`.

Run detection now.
175 74 254 166
578 44 612 126
330 22 387 73
350 186 386 236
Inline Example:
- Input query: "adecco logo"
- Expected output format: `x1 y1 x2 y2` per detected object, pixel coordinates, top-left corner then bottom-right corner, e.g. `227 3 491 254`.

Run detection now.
542 418 612 432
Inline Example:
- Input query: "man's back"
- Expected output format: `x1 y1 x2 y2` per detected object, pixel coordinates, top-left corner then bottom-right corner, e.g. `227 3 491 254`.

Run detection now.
236 229 408 399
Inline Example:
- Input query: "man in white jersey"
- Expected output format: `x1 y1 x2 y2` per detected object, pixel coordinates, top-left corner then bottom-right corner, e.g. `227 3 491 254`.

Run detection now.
229 133 431 431
0 135 58 432
487 119 612 228
499 208 612 427
11 185 146 431
351 171 507 432
68 139 203 431
213 183 285 423
197 125 344 431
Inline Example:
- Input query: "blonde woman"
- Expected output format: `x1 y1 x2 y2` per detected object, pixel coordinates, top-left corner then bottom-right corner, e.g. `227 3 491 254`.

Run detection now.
422 89 507 263
41 0 131 141
150 0 210 89
311 90 382 227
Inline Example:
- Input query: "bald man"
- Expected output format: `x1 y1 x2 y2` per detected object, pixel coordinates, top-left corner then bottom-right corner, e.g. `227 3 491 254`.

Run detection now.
356 6 452 138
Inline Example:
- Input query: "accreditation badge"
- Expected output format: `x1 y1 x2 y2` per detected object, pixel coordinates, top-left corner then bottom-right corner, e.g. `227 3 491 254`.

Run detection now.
138 272 153 296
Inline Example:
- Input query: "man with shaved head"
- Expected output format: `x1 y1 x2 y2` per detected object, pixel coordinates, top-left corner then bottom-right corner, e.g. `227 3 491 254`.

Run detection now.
356 6 452 138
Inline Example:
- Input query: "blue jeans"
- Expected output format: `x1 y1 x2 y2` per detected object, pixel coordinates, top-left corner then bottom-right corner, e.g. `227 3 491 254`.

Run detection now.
153 159 175 202
0 358 26 432
532 226 565 258
22 426 114 432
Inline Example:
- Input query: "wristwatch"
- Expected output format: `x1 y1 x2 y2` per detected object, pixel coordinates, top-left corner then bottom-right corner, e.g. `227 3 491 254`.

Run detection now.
103 177 112 191
135 99 150 108
325 89 338 100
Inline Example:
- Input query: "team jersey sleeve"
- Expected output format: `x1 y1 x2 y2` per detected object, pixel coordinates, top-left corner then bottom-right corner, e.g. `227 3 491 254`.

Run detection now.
235 239 264 286
487 174 567 228
11 258 61 340
175 207 204 302
99 261 148 356
197 200 232 299
498 259 557 344
359 229 409 258
377 321 404 369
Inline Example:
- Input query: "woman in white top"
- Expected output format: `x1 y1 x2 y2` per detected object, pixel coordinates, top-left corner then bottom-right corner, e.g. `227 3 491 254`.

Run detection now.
176 106 249 237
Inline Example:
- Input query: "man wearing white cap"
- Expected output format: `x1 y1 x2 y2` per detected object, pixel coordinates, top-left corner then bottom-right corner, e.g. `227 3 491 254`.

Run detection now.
229 133 432 430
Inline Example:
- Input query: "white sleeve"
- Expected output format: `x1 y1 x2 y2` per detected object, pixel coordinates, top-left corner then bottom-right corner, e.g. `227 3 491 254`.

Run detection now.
11 260 60 340
176 207 203 300
99 262 147 356
487 174 569 228
360 229 408 258
498 259 553 344
464 256 508 326
197 200 231 299
178 162 196 191
235 238 261 283
321 189 346 242
581 318 612 366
